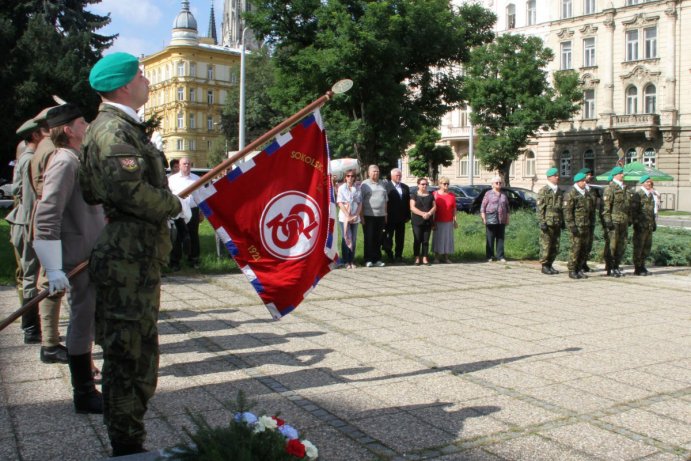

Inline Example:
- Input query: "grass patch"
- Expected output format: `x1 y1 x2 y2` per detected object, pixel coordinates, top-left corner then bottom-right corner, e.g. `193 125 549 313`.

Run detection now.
659 210 691 216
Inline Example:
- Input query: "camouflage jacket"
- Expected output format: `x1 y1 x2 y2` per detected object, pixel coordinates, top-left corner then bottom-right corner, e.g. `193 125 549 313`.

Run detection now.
585 185 600 226
602 181 631 226
79 104 181 265
564 187 592 229
537 185 564 226
631 189 656 230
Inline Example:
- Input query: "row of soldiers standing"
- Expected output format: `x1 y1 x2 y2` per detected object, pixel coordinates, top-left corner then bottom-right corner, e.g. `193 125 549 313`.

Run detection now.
537 166 657 279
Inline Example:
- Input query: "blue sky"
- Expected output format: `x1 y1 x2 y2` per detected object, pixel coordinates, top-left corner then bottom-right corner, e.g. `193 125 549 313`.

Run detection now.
88 0 219 57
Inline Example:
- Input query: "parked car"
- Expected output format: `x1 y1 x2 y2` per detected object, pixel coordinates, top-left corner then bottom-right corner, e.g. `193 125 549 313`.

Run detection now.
0 179 13 200
409 184 439 196
470 186 538 214
448 184 491 213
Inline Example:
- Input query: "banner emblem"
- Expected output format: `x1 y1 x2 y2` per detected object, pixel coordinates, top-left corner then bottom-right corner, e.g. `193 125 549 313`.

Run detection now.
261 191 321 260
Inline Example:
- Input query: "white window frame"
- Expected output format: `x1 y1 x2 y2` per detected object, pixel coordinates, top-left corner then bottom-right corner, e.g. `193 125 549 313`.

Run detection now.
583 37 596 67
177 87 184 101
189 62 196 77
506 4 516 29
527 0 536 25
207 115 213 131
625 148 638 164
562 0 572 19
189 139 196 151
189 88 195 102
584 0 595 15
207 90 214 104
583 149 595 171
560 150 572 177
525 151 536 177
626 86 638 114
561 41 572 70
177 61 185 77
207 65 214 80
644 84 656 114
177 112 184 129
583 89 595 119
644 26 657 59
176 139 183 150
189 113 196 129
626 30 639 61
643 148 656 168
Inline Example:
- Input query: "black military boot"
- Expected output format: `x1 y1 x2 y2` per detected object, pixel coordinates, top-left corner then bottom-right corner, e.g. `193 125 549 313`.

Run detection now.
549 265 560 275
568 271 581 279
634 266 641 275
541 264 552 275
21 299 41 344
111 441 147 457
640 266 650 276
582 264 591 273
40 344 68 364
577 270 588 279
68 353 103 414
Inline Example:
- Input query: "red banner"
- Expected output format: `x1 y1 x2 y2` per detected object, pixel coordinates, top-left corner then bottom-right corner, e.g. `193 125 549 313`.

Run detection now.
197 110 338 319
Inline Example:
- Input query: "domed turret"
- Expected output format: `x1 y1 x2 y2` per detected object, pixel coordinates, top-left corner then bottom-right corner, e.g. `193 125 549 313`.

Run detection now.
171 0 199 46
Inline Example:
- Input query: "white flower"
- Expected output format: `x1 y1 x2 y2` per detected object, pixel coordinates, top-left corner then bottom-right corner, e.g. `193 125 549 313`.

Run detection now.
253 415 278 433
302 440 318 460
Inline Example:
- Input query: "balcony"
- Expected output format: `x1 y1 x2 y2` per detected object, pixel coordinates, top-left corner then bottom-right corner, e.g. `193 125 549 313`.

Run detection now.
609 113 659 140
440 125 472 140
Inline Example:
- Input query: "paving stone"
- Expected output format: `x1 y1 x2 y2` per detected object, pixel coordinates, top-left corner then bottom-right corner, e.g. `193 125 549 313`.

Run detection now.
602 409 691 446
485 434 599 461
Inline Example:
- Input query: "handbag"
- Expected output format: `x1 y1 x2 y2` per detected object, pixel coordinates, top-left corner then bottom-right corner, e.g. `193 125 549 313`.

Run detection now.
485 210 499 225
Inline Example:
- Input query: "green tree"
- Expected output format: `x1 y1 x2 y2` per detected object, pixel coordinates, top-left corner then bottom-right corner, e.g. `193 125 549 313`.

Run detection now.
407 127 453 184
246 0 496 173
465 34 582 186
220 47 283 159
0 1 114 173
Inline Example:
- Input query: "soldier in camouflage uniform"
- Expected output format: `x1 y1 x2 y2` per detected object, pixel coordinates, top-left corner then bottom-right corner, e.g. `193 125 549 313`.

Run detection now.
79 53 187 457
537 167 564 275
579 168 597 273
602 166 631 277
564 172 592 279
631 175 656 275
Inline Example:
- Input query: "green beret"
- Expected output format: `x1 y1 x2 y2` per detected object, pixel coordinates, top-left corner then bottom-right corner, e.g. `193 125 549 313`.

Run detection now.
33 105 59 123
16 118 39 137
611 166 624 176
574 172 586 182
608 174 614 182
546 167 559 177
577 167 592 175
639 174 651 184
89 52 139 92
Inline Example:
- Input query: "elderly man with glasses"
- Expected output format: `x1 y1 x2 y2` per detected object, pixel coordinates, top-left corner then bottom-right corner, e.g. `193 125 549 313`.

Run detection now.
384 168 410 264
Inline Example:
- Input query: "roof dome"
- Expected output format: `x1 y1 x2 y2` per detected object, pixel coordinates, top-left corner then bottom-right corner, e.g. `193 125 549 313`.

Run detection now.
173 1 197 30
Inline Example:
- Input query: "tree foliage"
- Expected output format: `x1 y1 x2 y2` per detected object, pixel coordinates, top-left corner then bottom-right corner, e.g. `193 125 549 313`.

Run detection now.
465 33 582 186
407 127 453 184
0 0 114 175
245 0 495 173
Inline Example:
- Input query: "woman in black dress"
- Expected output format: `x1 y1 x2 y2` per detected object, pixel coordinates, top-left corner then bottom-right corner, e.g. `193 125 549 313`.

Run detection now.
409 178 436 265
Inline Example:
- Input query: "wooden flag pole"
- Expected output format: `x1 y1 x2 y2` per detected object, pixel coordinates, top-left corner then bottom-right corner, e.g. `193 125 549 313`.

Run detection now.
0 80 352 334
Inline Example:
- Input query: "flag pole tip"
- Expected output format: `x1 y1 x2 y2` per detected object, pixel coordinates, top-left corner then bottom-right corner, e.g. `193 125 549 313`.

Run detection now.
331 79 353 94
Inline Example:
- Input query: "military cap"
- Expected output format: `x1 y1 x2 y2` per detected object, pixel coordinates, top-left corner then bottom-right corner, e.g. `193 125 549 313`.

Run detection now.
89 52 139 92
611 166 624 176
16 118 39 137
574 172 586 182
639 174 651 184
46 103 82 128
577 167 592 175
33 105 60 123
546 167 559 177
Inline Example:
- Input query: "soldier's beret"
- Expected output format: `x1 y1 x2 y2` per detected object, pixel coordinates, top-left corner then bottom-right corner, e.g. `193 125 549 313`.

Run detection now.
33 105 60 123
546 167 559 177
46 103 82 128
608 174 614 182
639 174 651 184
574 172 586 182
16 118 39 137
577 167 592 175
89 52 139 92
611 166 624 175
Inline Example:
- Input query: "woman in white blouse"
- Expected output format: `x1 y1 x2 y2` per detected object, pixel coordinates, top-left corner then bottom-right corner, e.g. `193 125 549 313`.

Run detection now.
337 169 362 269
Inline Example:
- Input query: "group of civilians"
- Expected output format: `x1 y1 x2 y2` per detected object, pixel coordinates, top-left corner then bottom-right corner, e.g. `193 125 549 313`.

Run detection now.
336 165 508 267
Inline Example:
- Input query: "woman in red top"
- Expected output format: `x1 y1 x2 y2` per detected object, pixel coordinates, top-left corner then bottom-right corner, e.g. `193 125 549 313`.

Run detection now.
432 177 457 263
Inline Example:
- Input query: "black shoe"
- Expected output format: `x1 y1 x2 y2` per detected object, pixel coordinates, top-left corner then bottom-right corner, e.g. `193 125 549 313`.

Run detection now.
112 442 147 457
549 266 560 275
40 345 68 364
612 268 622 278
582 264 591 273
24 332 42 344
569 271 581 279
74 388 103 414
634 266 642 276
541 265 552 275
578 270 588 279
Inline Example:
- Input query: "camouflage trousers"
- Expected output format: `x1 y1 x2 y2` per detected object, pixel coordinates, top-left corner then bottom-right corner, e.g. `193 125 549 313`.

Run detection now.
567 226 590 271
583 225 595 267
607 223 628 268
539 224 561 266
92 256 161 446
601 225 612 270
633 226 653 268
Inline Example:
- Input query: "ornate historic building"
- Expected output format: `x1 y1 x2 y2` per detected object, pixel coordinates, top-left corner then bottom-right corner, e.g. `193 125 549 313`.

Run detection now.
141 1 240 167
421 0 690 211
220 0 259 49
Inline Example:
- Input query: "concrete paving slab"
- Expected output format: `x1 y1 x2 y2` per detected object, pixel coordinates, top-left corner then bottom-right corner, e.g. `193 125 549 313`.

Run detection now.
1 261 689 460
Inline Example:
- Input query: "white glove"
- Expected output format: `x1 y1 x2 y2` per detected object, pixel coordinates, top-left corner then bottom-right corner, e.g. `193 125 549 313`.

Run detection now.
175 195 192 223
33 240 70 294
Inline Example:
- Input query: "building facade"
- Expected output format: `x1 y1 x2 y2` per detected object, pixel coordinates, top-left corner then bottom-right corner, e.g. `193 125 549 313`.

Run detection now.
415 0 690 211
220 0 259 49
141 1 240 167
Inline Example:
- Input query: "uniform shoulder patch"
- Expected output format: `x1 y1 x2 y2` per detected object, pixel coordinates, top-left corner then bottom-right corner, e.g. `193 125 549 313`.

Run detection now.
118 157 140 172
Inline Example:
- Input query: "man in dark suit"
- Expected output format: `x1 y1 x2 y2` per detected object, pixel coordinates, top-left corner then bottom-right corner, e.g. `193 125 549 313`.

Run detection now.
384 168 410 263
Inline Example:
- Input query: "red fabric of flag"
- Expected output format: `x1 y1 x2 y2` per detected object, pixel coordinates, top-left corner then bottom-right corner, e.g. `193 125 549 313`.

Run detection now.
197 111 337 319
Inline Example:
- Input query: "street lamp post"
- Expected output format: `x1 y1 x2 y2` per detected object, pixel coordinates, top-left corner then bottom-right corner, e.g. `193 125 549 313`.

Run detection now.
239 27 248 150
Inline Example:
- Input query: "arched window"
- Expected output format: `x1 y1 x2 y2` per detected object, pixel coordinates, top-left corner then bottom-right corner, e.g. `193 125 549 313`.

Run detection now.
506 4 516 29
625 148 637 164
643 148 656 168
626 86 638 114
560 150 572 177
583 149 595 171
644 84 656 114
525 151 536 177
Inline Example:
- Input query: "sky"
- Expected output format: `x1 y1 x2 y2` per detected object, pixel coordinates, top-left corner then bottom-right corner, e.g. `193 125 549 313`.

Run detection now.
88 0 219 57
